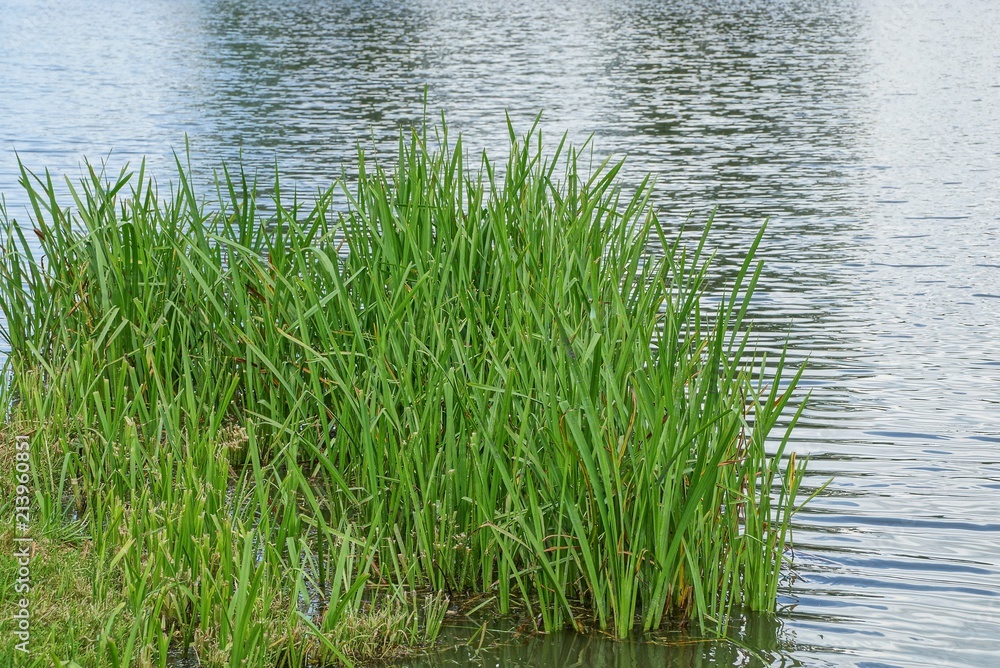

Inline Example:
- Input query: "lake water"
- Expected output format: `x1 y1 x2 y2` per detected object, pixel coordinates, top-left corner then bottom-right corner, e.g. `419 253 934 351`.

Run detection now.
2 1 998 666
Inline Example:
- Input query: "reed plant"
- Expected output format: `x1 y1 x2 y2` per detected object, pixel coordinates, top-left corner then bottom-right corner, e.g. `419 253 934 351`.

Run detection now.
0 117 805 666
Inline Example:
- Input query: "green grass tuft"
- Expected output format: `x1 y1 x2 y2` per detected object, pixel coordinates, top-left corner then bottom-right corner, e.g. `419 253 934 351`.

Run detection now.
0 117 806 666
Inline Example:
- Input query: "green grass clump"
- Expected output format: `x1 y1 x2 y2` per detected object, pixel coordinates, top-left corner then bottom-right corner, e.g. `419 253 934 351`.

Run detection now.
0 118 805 666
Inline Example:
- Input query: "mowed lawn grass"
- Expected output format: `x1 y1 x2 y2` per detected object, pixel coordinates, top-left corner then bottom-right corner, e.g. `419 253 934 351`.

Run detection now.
0 120 806 667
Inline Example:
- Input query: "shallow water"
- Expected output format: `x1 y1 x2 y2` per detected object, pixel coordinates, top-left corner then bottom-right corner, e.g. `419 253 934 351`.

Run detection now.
2 0 999 666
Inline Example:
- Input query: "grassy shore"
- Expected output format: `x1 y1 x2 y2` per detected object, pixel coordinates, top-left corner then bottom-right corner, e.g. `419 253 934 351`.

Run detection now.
0 120 805 666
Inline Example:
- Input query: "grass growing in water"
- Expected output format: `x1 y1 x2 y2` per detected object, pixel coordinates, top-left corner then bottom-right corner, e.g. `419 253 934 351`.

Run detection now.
0 119 805 666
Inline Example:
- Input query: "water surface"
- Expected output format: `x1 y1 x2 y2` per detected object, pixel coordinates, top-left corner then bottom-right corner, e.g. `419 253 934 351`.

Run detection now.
2 1 999 666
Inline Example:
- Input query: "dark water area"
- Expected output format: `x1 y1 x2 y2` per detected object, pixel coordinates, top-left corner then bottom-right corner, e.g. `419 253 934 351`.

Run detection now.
395 618 791 668
2 1 999 666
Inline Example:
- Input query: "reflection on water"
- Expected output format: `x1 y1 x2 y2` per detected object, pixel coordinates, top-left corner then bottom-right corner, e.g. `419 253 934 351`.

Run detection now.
397 613 791 668
2 0 999 666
